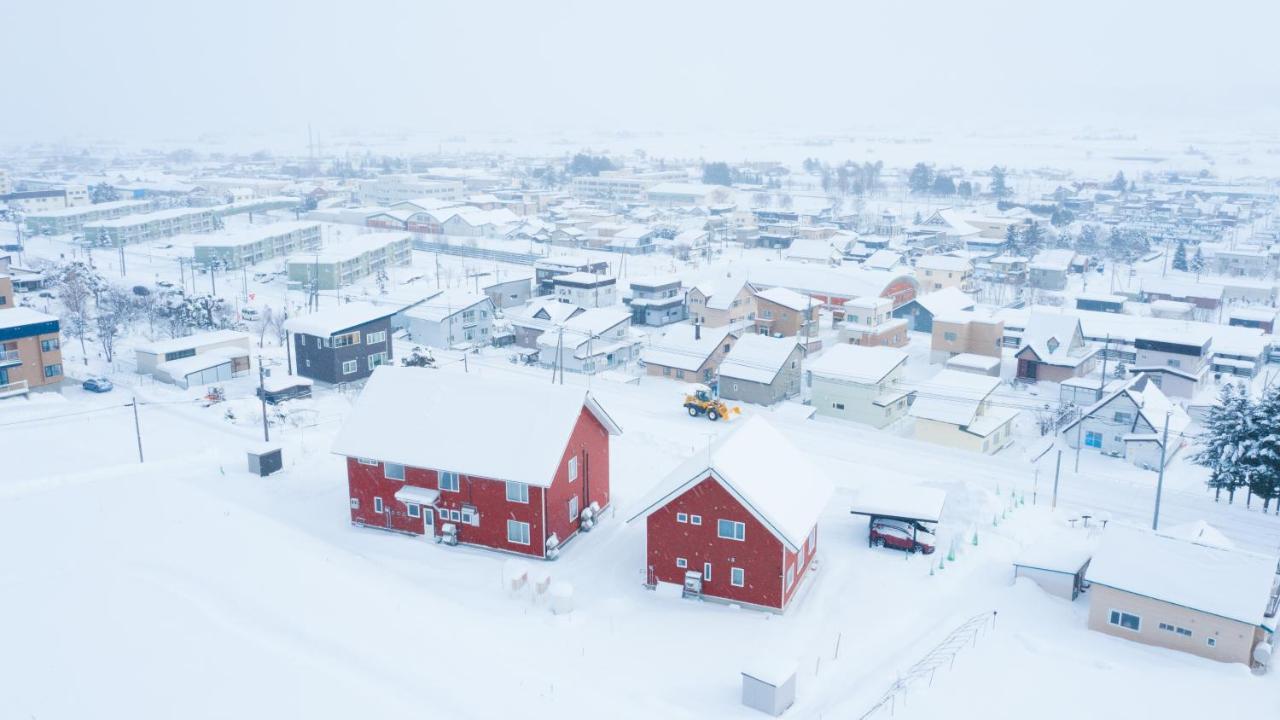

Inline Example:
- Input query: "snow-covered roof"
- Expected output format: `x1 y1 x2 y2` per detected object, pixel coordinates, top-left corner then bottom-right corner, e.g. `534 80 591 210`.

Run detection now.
331 366 621 487
908 369 1000 426
754 286 813 312
155 346 247 377
1062 374 1190 441
0 307 58 331
510 297 581 327
640 324 732 371
626 416 833 552
807 344 906 385
284 302 395 337
849 485 946 523
863 249 902 270
1030 249 1076 271
554 271 614 286
261 373 313 393
745 264 914 302
135 329 250 356
400 291 491 323
1140 277 1224 300
190 221 321 248
915 254 972 272
784 238 840 262
911 286 975 316
717 334 800 384
1019 313 1092 366
1085 527 1277 626
945 353 1001 372
1014 532 1096 574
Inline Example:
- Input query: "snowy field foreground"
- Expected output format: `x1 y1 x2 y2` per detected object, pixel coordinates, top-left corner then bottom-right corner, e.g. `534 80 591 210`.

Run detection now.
3 358 1280 719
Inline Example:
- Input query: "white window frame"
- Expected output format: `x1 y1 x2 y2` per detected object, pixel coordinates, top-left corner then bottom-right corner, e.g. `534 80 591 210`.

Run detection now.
568 456 579 482
406 503 421 518
568 496 579 521
460 507 478 526
437 507 449 520
357 457 378 466
1108 609 1141 632
676 557 687 569
507 519 531 545
690 515 702 526
349 498 360 509
506 481 529 503
384 462 405 481
373 496 384 514
786 565 796 589
439 471 460 492
703 562 712 581
676 512 688 524
365 330 386 345
717 519 746 541
342 359 358 375
730 567 745 587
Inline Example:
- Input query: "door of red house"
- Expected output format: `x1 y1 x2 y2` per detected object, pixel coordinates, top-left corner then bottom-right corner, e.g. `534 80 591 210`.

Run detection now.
423 507 434 538
1018 359 1037 379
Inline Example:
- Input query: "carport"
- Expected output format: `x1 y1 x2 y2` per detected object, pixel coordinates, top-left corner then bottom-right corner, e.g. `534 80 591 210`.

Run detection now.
849 485 947 549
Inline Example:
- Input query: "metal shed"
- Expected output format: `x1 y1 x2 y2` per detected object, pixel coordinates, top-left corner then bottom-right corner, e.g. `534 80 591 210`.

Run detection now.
742 658 797 716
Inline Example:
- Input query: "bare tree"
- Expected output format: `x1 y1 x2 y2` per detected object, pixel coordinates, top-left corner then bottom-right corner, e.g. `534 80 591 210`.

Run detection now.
54 261 102 365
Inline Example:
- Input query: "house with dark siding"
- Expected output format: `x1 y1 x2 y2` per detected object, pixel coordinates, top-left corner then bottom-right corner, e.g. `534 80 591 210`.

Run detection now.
331 366 621 559
285 302 397 383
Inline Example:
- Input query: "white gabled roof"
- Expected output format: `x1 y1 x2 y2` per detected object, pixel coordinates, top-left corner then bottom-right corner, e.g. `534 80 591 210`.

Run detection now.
718 334 799 384
807 344 906 385
1085 527 1277 627
912 286 975 316
754 286 813 312
640 324 731 372
626 417 833 551
915 254 972 272
283 302 395 337
331 366 621 487
908 369 1000 426
135 329 250 356
401 290 491 323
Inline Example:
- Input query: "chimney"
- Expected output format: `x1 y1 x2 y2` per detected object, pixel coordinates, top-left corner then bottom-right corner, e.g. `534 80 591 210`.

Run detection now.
695 322 701 340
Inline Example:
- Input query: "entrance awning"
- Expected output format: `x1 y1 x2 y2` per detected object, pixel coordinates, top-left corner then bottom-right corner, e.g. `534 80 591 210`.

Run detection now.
394 485 440 506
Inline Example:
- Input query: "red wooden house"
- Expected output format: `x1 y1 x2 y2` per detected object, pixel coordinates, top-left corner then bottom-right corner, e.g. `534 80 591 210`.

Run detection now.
627 417 832 611
331 366 621 559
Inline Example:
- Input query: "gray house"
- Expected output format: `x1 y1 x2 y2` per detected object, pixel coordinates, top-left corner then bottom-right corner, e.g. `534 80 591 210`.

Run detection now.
807 344 910 427
1029 249 1077 291
483 276 534 310
718 334 803 406
628 275 686 326
1060 374 1190 469
285 302 396 384
399 290 496 349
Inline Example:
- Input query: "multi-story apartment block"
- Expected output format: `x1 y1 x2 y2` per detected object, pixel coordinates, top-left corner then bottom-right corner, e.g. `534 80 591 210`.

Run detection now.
357 176 464 206
192 222 323 269
287 233 412 290
82 207 216 246
0 304 64 399
23 200 151 235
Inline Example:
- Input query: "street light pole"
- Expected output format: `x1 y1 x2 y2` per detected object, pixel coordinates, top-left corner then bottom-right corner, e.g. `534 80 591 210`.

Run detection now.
1152 411 1171 530
258 355 270 443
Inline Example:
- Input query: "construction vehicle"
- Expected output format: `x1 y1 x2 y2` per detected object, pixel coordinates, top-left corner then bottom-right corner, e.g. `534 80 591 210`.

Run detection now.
683 383 740 422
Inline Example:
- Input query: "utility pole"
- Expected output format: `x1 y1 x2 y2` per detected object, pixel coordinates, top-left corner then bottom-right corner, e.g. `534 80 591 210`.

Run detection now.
210 261 217 295
1052 449 1062 509
1152 411 1171 530
1074 421 1083 472
131 398 144 463
258 355 271 443
117 233 126 277
556 326 565 385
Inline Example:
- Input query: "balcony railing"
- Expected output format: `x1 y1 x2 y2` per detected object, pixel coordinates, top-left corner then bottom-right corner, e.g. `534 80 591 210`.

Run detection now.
0 379 29 397
0 349 19 365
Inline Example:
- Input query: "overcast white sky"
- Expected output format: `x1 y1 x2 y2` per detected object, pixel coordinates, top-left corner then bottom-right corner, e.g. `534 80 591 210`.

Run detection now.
6 0 1279 143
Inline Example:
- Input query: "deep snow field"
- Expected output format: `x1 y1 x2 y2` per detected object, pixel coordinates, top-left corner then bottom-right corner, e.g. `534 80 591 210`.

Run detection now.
3 216 1280 719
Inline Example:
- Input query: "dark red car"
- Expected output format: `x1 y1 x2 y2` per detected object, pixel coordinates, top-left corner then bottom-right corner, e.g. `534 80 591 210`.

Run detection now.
870 519 936 554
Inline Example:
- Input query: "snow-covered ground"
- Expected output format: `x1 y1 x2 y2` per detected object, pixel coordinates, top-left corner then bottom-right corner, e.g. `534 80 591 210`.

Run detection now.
4 346 1280 719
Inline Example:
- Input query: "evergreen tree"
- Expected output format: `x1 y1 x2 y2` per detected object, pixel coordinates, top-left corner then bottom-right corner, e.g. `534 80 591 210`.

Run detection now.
957 180 973 198
931 174 956 195
1190 246 1205 278
1110 171 1127 192
1021 220 1046 256
989 166 1010 198
1172 238 1188 271
702 162 732 186
1192 384 1253 502
908 163 934 194
1244 385 1280 513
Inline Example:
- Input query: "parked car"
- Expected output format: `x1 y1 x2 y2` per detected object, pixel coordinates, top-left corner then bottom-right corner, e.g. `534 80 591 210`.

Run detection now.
82 377 114 393
240 307 261 321
157 280 175 288
870 519 936 554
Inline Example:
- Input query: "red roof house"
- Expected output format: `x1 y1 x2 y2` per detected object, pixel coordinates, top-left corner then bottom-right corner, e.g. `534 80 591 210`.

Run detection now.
626 417 833 611
331 366 622 559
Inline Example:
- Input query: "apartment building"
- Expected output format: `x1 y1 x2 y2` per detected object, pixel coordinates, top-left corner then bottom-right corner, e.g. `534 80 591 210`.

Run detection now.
23 199 151 235
287 233 412 290
192 222 322 269
570 170 686 202
357 175 464 206
0 305 64 398
82 207 216 246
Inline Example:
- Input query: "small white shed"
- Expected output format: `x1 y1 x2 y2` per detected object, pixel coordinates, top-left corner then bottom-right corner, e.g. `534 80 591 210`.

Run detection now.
1012 533 1095 601
742 658 797 716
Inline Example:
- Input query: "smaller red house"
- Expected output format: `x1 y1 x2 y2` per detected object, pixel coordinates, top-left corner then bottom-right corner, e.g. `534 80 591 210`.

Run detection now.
331 366 622 559
627 417 832 611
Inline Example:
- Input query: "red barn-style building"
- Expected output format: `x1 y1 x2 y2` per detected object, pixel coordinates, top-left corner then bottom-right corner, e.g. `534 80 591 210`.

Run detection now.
332 366 621 559
627 417 832 611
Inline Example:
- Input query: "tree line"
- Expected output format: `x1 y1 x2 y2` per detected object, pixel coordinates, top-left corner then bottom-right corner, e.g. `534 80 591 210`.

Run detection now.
1192 383 1280 511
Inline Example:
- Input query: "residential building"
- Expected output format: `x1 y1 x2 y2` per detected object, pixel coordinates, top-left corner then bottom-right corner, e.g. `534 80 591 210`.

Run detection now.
0 307 63 398
332 366 621 559
641 323 737 385
838 296 908 348
286 233 412 290
1128 329 1212 398
82 207 216 246
717 334 803 406
914 255 974 294
1029 249 1077 291
1228 307 1277 333
285 303 397 383
533 257 610 296
1140 278 1223 317
1075 294 1126 314
1085 528 1278 665
482 276 533 310
570 170 686 202
509 298 584 348
646 182 724 208
1014 314 1099 382
23 199 150 235
553 272 618 308
892 286 975 333
626 417 832 612
807 344 909 427
134 330 251 378
753 287 818 344
1061 374 1190 469
909 370 1018 454
357 175 464 205
537 308 636 374
930 311 1005 364
687 279 756 327
627 276 686 326
192 222 322 269
399 291 495 350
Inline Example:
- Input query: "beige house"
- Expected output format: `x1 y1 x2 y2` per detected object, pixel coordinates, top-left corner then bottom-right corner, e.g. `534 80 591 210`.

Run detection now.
1085 528 1278 665
753 286 819 344
807 344 910 428
838 296 908 348
640 323 737 384
1014 313 1098 382
931 311 1005 363
909 370 1018 454
914 255 974 294
0 306 64 398
687 279 756 327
